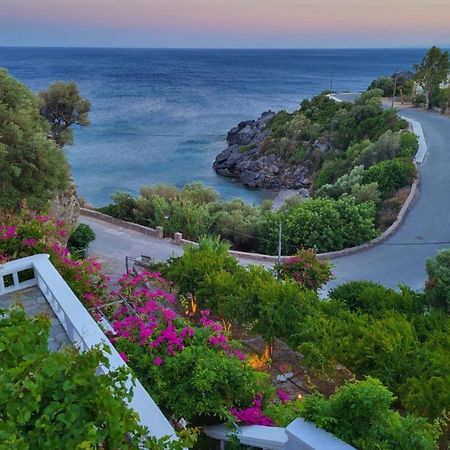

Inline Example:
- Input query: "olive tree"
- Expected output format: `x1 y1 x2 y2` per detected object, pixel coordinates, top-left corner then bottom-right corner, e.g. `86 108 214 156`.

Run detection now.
39 81 91 146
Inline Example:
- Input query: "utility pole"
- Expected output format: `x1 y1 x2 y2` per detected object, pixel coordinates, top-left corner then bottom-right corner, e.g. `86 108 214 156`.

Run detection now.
277 222 282 265
391 68 399 109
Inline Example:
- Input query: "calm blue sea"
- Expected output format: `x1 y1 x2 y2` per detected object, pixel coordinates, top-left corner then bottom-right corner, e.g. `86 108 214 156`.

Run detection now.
0 48 428 205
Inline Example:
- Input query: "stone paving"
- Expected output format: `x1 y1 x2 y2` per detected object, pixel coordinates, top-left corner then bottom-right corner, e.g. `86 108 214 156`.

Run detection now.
0 287 71 351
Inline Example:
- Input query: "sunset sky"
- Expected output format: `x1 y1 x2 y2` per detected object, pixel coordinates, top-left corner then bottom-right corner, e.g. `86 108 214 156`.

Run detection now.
1 0 449 48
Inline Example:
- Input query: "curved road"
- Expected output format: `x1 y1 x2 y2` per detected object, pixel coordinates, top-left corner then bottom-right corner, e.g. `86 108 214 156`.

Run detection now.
326 107 450 292
83 108 450 291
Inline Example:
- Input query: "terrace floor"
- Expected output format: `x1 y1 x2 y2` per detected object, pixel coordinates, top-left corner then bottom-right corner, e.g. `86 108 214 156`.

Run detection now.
0 286 71 351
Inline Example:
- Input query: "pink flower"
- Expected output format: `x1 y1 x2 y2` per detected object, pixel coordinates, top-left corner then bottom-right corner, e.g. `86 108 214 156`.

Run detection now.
119 352 128 363
1 225 18 240
234 350 246 361
276 389 290 403
162 308 176 321
230 395 273 426
154 356 163 366
22 238 38 248
35 215 50 223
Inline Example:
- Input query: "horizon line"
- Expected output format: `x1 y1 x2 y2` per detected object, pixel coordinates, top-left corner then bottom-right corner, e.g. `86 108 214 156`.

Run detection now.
1 45 449 51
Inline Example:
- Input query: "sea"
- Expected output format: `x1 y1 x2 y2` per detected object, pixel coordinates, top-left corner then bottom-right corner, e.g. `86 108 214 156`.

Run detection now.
0 47 429 206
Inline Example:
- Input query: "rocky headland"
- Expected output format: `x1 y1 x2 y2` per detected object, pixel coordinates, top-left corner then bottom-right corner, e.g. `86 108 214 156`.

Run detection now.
213 111 312 191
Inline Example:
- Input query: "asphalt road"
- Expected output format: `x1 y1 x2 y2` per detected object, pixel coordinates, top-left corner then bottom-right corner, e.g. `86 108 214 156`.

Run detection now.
83 107 450 292
325 107 450 292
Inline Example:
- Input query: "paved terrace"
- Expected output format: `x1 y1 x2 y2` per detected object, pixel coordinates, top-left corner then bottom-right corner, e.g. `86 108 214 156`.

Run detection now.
0 286 70 351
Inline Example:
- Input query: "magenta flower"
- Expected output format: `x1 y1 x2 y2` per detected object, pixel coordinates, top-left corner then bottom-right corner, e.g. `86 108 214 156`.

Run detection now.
154 356 163 366
35 215 50 223
1 225 18 240
22 238 38 248
230 394 273 426
119 351 128 363
276 389 290 403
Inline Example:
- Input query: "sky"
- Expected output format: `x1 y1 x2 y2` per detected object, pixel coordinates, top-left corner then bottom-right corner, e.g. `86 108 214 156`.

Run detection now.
0 0 449 48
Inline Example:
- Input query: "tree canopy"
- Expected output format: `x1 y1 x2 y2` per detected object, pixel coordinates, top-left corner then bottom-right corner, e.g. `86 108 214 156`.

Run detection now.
414 46 449 110
0 69 69 211
39 80 91 146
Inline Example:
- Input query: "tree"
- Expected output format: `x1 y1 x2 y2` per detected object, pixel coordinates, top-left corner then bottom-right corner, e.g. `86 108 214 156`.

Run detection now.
300 377 438 450
425 248 450 312
163 236 238 313
39 81 91 146
414 46 449 110
0 70 69 211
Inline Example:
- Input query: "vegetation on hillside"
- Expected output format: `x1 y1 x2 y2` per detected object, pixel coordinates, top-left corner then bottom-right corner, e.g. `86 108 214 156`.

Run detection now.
0 70 90 212
1 215 446 448
100 90 418 254
0 70 69 210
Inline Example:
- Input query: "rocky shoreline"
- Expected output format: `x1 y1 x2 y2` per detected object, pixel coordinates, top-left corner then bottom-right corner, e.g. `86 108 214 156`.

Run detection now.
213 111 311 191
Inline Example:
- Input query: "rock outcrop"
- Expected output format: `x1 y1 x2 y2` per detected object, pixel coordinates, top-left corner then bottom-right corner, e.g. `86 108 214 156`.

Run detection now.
51 177 80 232
213 111 311 190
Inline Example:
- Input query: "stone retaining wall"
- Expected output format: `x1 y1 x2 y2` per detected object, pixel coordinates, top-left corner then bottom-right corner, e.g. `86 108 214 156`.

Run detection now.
79 208 163 239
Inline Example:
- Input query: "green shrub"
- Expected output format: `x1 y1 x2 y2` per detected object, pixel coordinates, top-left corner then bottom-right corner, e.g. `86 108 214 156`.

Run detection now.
67 223 96 258
300 92 349 128
163 236 238 300
181 182 220 204
0 306 149 449
425 248 450 312
399 131 419 158
262 196 376 254
97 191 137 222
313 157 350 189
239 143 256 153
329 281 425 316
301 377 438 450
196 265 273 323
368 76 395 96
363 157 416 198
275 248 333 291
118 326 270 425
268 110 293 137
350 182 381 204
355 131 402 167
316 165 365 198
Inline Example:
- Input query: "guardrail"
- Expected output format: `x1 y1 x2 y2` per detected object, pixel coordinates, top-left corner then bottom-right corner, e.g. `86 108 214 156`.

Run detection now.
0 254 177 442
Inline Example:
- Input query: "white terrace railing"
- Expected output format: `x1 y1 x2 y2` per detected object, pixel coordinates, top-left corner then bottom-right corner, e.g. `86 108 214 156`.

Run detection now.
204 418 356 450
0 254 177 443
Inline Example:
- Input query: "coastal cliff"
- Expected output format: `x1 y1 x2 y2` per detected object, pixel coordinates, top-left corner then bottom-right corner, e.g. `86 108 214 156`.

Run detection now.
213 111 312 191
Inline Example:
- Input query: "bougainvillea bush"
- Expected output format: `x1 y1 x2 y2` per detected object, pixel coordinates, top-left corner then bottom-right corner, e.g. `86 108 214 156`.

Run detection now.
106 272 272 425
0 210 110 307
275 248 333 291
